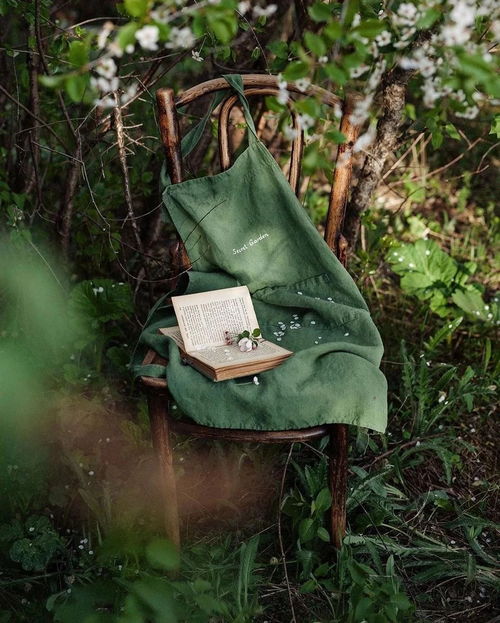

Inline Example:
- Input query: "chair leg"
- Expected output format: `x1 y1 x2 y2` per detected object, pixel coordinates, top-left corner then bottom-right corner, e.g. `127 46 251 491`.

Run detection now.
147 391 180 550
328 424 348 549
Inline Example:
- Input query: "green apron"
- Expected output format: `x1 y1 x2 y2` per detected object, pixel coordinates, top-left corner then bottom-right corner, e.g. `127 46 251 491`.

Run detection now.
133 75 387 433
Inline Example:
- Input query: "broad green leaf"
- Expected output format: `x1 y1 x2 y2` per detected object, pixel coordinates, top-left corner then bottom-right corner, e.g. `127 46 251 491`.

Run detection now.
65 75 89 102
68 41 88 67
300 579 317 593
207 12 237 43
145 538 179 570
490 115 500 138
117 22 139 49
317 526 330 542
304 31 326 56
38 74 66 88
387 239 458 292
445 123 461 140
323 63 347 85
298 518 316 542
283 61 310 81
124 0 149 18
315 487 332 513
325 129 346 143
458 53 493 83
353 19 385 38
431 129 443 148
323 21 342 40
417 8 440 28
347 559 373 585
267 40 288 58
308 2 333 21
130 578 176 618
452 287 491 321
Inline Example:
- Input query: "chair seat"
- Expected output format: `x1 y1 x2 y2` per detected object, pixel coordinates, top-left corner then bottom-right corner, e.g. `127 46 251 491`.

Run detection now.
140 349 330 443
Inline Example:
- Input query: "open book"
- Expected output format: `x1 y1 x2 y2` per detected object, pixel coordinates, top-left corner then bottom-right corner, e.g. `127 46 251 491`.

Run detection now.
160 286 292 381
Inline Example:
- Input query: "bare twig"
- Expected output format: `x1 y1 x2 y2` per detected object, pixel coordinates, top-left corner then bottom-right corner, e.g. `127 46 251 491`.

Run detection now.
0 84 69 150
112 93 144 254
56 139 82 257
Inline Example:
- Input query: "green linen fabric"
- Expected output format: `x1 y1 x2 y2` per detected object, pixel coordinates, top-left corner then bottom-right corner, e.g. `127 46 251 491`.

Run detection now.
133 76 387 433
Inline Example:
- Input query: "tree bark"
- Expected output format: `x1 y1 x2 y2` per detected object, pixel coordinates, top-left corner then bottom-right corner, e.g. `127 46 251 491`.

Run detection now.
343 68 411 249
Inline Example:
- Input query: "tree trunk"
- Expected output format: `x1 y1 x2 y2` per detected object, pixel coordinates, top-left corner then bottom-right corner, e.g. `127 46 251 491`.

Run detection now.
343 69 411 249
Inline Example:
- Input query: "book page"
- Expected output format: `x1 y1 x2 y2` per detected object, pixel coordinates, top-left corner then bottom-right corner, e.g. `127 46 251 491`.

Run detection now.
159 326 185 350
171 286 259 352
191 341 292 369
160 326 292 370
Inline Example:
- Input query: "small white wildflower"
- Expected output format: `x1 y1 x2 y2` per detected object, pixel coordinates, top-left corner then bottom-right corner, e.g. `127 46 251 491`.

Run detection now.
416 440 421 447
97 22 114 50
166 26 195 49
450 1 476 26
238 337 253 352
253 376 260 385
191 50 204 62
107 41 124 57
125 43 135 54
284 125 299 140
318 55 328 64
29 527 35 532
456 105 479 120
298 113 314 131
91 76 119 93
375 31 392 47
237 0 250 14
441 23 469 46
253 4 277 18
349 93 373 125
438 392 446 403
120 84 138 105
151 6 170 23
353 125 376 153
344 332 350 337
88 470 94 476
96 58 117 80
295 77 310 92
394 3 418 26
352 12 361 27
367 59 386 91
135 25 160 51
350 64 370 78
277 83 289 105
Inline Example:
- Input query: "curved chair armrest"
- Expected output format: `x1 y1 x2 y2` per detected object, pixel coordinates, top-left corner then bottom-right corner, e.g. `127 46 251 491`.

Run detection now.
140 348 168 390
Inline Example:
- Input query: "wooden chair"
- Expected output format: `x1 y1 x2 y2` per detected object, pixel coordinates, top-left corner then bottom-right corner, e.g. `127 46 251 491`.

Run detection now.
141 74 361 550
